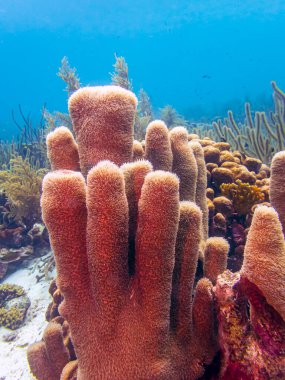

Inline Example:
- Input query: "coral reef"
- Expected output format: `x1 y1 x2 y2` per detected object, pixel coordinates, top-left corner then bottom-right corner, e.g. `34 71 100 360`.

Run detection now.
26 82 285 379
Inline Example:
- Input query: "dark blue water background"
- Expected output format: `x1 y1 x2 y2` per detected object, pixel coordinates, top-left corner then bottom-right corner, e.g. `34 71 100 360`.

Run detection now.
1 0 285 139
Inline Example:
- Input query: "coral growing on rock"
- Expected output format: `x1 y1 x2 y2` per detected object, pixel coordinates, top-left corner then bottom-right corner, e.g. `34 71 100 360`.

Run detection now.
0 283 30 329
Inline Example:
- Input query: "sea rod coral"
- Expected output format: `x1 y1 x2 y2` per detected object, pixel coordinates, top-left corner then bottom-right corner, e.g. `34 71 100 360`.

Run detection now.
27 86 218 380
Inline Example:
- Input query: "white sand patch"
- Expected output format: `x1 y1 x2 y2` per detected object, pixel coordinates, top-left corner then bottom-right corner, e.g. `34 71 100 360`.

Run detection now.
0 253 55 380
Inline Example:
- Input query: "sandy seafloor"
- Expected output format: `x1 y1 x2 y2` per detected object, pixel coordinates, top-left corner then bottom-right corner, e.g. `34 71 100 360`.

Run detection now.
0 253 55 380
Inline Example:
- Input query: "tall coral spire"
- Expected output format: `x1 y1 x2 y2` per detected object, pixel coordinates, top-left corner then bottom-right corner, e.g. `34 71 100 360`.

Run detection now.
241 205 285 320
189 141 208 241
270 150 285 233
171 201 202 339
46 126 80 171
144 120 173 171
41 170 89 305
68 86 137 175
169 127 198 202
135 171 180 339
203 237 229 284
86 161 129 331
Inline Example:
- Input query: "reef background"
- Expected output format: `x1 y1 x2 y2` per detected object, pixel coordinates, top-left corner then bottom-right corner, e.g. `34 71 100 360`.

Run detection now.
1 1 285 138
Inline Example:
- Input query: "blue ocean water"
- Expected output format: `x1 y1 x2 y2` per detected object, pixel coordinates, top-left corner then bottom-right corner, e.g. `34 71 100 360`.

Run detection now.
1 0 285 139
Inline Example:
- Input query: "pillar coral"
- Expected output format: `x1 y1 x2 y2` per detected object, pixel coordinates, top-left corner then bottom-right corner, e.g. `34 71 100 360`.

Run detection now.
33 164 217 380
28 86 217 379
189 141 208 242
203 237 229 285
270 150 285 234
46 126 80 171
27 320 70 380
68 85 137 175
169 127 198 202
144 120 173 171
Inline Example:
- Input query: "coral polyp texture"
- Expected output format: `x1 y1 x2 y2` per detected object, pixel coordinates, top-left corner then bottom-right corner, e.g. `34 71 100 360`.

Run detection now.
68 85 138 175
28 86 218 380
27 84 285 380
33 164 216 380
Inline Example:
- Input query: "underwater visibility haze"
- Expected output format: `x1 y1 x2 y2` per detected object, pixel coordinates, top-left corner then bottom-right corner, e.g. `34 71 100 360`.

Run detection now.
1 1 285 379
1 1 285 136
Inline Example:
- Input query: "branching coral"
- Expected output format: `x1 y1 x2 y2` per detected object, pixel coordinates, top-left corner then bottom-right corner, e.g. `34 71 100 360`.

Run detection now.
11 104 48 168
57 56 81 97
111 54 132 90
135 89 154 140
211 82 285 165
0 155 47 227
159 105 188 129
220 179 264 215
44 56 79 134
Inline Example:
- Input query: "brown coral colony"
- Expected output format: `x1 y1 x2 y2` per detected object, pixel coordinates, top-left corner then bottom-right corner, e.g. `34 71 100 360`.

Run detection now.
25 83 285 380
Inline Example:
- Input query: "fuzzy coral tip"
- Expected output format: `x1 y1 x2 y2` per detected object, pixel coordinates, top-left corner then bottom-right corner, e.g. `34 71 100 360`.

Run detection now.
68 85 138 112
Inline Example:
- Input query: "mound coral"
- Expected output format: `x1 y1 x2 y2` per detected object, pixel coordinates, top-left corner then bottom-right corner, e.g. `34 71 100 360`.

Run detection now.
220 179 264 215
0 283 30 329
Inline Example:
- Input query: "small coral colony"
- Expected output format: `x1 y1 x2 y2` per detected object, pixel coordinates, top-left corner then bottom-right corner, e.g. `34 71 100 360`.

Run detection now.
1 56 285 379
